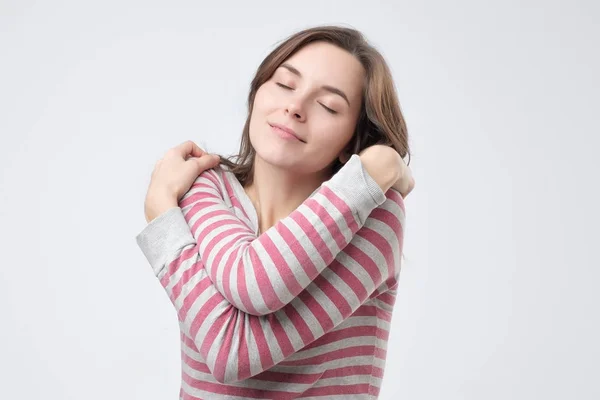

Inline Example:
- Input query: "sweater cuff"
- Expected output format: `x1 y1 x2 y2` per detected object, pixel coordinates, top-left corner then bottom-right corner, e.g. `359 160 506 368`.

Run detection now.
135 207 195 276
325 154 386 224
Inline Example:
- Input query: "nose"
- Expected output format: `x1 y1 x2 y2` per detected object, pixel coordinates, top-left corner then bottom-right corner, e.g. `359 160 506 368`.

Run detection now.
285 102 305 122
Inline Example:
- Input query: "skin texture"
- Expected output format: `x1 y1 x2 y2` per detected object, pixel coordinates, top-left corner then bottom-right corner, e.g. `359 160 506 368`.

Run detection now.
244 42 368 234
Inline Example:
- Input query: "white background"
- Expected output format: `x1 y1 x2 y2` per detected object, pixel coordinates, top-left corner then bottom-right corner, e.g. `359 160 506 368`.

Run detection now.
1 0 598 399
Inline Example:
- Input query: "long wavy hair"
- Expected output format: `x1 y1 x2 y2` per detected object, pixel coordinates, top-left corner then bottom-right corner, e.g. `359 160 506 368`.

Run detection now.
218 25 411 187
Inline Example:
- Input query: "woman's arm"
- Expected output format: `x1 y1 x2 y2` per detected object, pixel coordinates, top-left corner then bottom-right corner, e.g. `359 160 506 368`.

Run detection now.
177 154 389 315
136 188 405 384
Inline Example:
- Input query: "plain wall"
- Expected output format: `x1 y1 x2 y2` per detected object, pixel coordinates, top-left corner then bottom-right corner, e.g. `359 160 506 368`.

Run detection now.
1 0 598 398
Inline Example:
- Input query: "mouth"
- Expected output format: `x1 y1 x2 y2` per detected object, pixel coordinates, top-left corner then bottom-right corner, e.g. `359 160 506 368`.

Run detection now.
269 123 306 143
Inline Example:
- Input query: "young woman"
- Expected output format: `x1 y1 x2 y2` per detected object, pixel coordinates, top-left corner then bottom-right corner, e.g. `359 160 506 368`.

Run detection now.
137 25 415 399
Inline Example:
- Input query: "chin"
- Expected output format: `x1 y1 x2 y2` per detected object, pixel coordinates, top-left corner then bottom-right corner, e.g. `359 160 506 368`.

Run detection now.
256 147 300 169
250 129 299 167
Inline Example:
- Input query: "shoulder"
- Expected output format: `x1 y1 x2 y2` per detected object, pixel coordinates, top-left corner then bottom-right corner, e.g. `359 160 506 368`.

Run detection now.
183 164 240 205
192 163 238 189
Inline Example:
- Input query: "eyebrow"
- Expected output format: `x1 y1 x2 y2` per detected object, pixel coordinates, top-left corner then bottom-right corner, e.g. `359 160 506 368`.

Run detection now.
280 63 351 107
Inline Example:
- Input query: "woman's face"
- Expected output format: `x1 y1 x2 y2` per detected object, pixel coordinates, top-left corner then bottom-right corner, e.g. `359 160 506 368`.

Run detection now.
248 41 365 175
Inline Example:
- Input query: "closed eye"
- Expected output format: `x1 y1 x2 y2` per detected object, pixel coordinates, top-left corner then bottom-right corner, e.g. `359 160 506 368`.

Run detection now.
319 103 338 114
277 82 337 114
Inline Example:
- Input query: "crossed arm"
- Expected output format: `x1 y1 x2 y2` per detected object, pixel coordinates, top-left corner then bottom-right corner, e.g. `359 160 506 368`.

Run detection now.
136 154 405 383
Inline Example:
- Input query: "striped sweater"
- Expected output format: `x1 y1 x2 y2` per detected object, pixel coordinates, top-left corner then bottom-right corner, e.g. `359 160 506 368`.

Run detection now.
136 154 406 399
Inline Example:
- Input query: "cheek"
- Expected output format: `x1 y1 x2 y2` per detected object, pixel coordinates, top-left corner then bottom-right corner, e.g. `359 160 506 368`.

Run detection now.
252 85 279 114
306 121 355 164
249 89 267 131
312 118 355 148
248 88 275 144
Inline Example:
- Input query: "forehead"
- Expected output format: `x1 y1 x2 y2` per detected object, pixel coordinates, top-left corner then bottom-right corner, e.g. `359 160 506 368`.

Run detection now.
280 42 365 101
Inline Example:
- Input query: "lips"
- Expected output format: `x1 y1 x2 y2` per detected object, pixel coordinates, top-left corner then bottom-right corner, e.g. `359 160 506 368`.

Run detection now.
269 123 306 143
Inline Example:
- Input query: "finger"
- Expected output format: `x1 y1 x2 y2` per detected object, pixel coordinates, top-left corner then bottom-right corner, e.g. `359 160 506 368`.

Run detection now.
402 177 415 198
186 154 220 175
176 140 207 158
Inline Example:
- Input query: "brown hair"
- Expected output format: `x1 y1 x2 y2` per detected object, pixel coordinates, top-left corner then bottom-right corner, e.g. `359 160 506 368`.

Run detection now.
218 25 411 187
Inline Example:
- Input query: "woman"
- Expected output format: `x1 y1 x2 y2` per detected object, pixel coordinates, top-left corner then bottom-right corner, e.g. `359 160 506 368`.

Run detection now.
137 25 415 399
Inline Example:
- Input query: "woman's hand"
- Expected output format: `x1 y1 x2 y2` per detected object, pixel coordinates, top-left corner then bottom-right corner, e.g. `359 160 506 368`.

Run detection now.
144 141 221 223
391 160 415 198
359 144 414 198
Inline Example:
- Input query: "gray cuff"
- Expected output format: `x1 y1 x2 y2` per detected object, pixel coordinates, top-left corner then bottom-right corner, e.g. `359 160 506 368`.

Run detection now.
135 207 195 276
325 154 386 224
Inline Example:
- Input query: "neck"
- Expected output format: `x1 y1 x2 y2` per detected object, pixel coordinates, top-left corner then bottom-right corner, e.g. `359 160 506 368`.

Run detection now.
243 155 332 234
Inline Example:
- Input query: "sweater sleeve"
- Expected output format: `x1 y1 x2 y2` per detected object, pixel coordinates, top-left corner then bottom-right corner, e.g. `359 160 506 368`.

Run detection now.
135 186 405 384
165 154 387 316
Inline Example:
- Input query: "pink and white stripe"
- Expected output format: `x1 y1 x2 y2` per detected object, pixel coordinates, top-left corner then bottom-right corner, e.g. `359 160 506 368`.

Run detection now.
137 155 405 398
